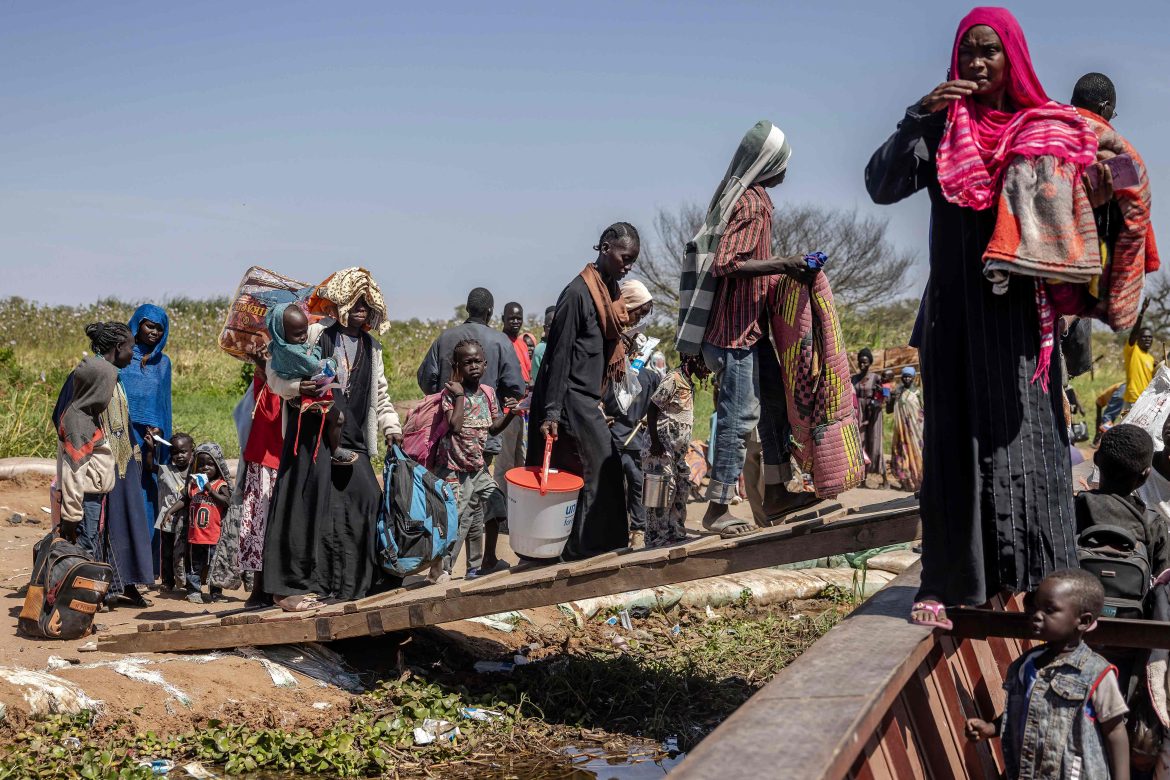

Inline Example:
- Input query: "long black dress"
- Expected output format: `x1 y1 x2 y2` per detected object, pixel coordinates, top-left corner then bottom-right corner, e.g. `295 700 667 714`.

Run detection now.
263 325 382 600
527 273 629 559
865 104 1076 607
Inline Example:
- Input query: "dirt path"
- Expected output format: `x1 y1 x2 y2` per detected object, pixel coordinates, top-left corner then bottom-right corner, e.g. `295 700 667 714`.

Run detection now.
0 470 910 736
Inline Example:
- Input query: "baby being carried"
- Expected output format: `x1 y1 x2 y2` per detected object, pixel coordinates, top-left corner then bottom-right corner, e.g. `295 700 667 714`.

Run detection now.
265 302 353 465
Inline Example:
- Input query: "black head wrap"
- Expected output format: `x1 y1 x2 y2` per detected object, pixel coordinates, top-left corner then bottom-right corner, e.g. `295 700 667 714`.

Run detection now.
85 322 132 356
858 348 874 362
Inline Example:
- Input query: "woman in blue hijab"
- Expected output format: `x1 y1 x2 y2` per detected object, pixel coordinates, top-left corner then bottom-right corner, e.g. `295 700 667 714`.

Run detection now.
122 304 173 581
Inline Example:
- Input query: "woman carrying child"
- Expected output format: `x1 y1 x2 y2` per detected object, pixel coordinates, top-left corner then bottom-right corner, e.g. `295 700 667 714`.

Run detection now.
431 339 520 580
53 323 155 609
122 304 173 580
527 223 639 560
263 268 402 610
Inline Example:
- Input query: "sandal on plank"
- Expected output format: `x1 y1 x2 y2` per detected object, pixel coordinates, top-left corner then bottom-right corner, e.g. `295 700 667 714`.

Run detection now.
909 601 953 631
702 513 759 539
276 594 320 612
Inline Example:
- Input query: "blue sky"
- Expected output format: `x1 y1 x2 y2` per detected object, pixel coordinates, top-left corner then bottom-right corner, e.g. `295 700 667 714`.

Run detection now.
2 1 1167 320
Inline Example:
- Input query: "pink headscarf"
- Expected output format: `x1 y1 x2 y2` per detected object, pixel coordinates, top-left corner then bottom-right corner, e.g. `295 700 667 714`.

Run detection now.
937 7 1097 210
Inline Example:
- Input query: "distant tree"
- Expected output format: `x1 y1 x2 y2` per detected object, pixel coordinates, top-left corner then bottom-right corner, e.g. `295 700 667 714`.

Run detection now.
1143 272 1170 338
635 202 916 321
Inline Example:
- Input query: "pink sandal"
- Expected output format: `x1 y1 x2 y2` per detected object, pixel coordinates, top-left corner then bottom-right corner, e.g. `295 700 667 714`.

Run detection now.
910 601 953 631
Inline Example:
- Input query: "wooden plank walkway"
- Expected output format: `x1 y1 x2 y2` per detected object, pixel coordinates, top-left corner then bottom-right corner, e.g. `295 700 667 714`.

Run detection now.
99 497 921 654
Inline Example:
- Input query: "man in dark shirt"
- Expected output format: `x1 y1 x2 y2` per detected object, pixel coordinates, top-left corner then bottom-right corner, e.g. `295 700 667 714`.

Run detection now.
417 288 525 402
417 287 524 573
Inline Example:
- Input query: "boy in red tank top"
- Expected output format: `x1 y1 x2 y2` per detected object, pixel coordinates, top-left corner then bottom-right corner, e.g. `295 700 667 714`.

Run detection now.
180 443 232 604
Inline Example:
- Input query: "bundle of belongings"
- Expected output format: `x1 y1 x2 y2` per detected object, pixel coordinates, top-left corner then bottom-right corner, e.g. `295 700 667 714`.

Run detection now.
770 253 865 499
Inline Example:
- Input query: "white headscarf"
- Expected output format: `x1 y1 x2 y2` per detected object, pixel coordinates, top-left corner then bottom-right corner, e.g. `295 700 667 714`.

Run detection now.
619 279 653 311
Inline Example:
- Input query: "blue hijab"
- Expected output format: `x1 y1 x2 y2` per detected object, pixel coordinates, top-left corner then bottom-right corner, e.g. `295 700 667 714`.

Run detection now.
122 304 173 438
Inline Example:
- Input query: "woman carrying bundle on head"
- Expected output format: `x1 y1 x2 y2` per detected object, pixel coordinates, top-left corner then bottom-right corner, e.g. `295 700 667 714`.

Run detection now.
262 267 403 610
526 223 641 560
866 7 1104 629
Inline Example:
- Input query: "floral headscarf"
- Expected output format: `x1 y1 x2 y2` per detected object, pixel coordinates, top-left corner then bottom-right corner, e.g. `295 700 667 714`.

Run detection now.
310 267 389 334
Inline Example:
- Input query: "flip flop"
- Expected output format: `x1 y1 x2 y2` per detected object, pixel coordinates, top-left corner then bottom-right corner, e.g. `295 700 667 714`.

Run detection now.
703 513 759 539
909 601 953 631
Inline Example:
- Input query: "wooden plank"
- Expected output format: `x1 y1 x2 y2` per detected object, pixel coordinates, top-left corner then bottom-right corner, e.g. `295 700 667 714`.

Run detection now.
888 697 927 780
674 565 933 779
950 607 1170 649
876 713 916 779
900 662 963 779
99 507 921 653
932 639 998 779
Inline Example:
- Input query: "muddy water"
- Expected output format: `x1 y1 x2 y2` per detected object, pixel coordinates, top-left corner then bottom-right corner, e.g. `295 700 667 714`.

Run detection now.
251 745 683 779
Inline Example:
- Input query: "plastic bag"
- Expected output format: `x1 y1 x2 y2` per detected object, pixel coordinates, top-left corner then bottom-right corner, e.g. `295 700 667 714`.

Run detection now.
1124 365 1170 451
219 266 311 360
613 360 642 413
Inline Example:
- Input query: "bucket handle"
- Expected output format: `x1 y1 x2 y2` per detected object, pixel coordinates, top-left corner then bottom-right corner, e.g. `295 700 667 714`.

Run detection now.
540 435 554 496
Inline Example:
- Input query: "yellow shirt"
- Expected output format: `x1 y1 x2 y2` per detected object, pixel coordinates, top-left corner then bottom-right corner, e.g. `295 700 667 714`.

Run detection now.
1123 343 1156 403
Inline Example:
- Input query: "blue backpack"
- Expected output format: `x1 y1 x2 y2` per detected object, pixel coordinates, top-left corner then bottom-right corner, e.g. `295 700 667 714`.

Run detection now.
376 446 460 579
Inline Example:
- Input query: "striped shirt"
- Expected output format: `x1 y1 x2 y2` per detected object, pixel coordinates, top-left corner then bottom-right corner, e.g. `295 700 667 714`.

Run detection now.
703 185 776 349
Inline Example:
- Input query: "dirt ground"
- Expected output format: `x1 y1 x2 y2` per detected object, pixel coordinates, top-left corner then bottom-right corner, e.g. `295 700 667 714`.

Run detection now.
0 468 905 737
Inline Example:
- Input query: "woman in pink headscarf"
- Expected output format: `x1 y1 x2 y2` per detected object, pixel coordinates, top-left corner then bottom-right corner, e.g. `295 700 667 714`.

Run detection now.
865 8 1100 629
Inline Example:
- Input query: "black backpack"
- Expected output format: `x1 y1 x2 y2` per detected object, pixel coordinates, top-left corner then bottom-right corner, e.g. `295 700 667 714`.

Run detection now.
19 533 113 640
1077 524 1151 619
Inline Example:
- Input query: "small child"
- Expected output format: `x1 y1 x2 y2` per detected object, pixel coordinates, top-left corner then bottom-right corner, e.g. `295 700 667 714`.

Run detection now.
965 569 1129 779
149 432 194 592
173 443 233 604
431 339 518 581
1077 424 1170 577
264 302 351 466
641 366 694 548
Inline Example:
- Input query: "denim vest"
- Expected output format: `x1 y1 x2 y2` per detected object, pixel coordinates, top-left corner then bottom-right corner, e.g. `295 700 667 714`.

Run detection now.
1002 642 1113 780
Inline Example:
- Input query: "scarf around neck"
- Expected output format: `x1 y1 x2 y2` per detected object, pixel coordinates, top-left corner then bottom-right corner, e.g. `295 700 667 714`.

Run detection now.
936 7 1096 211
579 263 629 391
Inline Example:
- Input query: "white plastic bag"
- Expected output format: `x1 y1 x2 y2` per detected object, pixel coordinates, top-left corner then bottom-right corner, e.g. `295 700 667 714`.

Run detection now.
614 360 642 413
1124 364 1170 451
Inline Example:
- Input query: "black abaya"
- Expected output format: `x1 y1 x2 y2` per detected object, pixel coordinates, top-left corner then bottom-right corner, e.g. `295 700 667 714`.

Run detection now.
527 274 628 559
866 105 1076 607
263 326 382 600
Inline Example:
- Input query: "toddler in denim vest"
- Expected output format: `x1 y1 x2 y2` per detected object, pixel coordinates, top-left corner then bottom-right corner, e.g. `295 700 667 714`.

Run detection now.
965 569 1128 779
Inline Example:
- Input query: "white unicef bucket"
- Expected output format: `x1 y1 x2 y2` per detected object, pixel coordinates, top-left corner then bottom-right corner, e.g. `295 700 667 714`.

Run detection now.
504 448 584 560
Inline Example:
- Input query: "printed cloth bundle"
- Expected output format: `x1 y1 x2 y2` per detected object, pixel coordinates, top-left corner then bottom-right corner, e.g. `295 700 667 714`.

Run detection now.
769 264 864 499
982 155 1102 293
1070 108 1159 331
